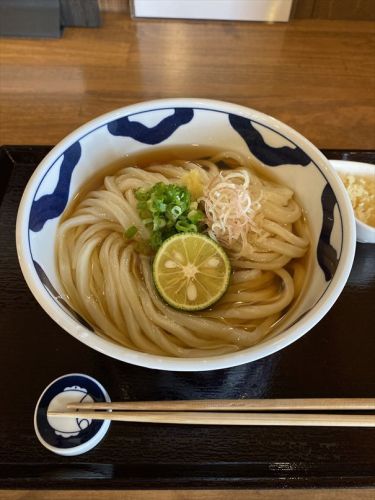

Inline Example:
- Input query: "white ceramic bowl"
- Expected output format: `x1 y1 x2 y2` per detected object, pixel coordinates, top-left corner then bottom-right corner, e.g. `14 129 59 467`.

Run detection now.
330 160 375 244
16 99 356 371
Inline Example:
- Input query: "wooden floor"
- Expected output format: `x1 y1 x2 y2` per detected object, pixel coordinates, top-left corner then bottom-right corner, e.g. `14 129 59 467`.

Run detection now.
0 13 374 149
1 13 374 499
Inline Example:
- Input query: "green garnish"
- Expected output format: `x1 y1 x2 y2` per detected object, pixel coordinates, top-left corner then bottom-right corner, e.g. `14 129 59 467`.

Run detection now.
135 182 205 250
124 225 138 239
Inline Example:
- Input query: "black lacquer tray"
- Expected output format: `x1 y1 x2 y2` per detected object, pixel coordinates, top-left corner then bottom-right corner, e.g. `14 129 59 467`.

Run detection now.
0 146 374 489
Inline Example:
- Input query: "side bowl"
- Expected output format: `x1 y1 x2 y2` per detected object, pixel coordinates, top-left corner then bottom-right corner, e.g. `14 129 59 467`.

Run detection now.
16 98 356 371
330 160 375 244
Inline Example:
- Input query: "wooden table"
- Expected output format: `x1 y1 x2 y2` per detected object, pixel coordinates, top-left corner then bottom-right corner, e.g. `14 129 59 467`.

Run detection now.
2 489 375 500
0 12 374 499
0 13 374 148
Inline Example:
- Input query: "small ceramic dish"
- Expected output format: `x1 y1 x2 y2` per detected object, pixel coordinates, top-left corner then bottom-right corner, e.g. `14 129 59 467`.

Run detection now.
330 160 375 244
34 373 111 456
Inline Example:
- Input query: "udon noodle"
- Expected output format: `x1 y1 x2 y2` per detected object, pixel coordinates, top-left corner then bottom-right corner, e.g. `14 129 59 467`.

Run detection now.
56 150 310 357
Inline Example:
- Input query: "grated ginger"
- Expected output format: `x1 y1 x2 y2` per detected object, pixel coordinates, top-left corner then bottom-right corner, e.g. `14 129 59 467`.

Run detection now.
181 169 204 200
340 173 375 227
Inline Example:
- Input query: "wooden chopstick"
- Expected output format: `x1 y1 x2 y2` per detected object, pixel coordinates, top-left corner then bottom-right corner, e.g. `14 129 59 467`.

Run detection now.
66 398 375 412
47 411 375 427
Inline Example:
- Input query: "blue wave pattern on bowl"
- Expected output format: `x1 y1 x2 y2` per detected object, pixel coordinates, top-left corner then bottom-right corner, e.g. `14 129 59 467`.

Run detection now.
27 106 341 334
107 108 194 144
29 142 81 232
228 114 339 281
318 184 339 281
28 109 194 232
33 260 94 331
228 114 311 166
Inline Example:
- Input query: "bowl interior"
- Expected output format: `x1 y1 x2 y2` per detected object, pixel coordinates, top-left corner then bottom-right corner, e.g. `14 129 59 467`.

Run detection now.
17 100 355 370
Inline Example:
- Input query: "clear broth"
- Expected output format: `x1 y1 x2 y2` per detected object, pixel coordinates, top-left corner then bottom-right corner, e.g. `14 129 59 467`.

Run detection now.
61 145 313 340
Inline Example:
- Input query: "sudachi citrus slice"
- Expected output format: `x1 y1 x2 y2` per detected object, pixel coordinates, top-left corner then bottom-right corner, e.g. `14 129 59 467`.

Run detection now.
153 233 231 311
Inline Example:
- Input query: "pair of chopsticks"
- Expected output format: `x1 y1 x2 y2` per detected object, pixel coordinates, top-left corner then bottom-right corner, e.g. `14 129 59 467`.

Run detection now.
48 398 375 427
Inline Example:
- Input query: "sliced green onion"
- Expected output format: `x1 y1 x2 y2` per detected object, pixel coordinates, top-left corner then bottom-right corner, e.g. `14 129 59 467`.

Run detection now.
175 220 198 233
171 206 182 218
187 209 204 223
124 225 138 239
135 181 206 250
135 189 148 201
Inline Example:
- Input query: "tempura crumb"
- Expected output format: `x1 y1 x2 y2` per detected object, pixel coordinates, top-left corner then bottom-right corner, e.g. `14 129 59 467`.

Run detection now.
339 173 375 227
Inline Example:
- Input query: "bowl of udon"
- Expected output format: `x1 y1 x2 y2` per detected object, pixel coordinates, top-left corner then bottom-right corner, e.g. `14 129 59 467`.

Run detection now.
16 99 355 371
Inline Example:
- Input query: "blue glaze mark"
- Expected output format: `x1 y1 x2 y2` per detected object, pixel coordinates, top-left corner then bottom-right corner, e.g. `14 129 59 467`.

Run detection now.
107 108 194 144
29 142 81 232
317 184 339 281
228 114 311 166
33 260 94 331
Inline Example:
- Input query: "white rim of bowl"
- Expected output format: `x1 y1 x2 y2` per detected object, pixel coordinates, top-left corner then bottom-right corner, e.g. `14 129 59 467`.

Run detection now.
16 98 356 371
